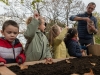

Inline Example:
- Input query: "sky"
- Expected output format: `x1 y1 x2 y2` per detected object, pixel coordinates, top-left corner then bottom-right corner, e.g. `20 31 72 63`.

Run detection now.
82 0 100 13
0 0 100 14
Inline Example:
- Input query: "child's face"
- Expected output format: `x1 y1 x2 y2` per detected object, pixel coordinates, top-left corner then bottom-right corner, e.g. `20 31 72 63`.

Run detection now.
75 33 78 38
1 25 19 43
38 19 46 32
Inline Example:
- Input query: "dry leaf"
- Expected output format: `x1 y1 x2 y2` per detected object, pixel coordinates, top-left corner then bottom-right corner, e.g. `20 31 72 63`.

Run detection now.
19 64 28 70
84 69 94 75
91 63 96 66
66 60 71 63
44 61 52 64
48 61 52 64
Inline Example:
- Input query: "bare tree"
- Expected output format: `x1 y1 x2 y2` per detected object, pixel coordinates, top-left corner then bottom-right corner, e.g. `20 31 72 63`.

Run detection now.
40 0 85 27
0 0 86 29
0 0 42 32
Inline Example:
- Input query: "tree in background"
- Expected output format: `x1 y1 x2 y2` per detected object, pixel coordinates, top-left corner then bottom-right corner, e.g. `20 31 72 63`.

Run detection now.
40 0 85 39
0 0 85 26
40 0 85 27
0 0 43 32
0 0 100 44
93 12 100 44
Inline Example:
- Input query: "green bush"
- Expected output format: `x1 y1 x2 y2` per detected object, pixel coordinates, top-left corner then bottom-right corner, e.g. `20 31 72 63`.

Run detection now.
95 36 100 44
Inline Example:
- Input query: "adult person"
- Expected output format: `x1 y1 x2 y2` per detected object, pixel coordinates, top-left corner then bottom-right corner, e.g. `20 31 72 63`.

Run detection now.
69 2 98 55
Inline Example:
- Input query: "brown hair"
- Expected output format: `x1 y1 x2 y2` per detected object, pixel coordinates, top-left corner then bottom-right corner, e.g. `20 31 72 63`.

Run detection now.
2 20 19 31
64 28 78 46
26 17 33 25
49 24 60 46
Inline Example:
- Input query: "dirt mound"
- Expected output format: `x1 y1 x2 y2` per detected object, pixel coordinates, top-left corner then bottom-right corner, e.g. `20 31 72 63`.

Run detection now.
8 56 100 75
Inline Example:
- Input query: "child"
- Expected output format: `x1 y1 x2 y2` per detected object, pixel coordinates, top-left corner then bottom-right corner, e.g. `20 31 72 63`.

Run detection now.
64 28 86 57
49 24 70 59
0 20 26 65
24 12 52 62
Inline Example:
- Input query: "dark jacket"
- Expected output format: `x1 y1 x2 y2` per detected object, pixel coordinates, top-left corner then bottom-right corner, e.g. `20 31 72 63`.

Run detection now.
65 39 82 57
70 12 97 40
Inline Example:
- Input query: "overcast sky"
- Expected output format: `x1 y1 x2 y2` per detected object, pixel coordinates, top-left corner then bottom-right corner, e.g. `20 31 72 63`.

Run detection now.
82 0 100 13
0 0 100 14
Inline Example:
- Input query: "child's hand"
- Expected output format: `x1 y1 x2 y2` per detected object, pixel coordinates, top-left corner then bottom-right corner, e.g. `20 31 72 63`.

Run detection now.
0 62 4 66
17 57 23 65
45 58 53 64
86 43 91 47
34 10 40 20
81 51 87 56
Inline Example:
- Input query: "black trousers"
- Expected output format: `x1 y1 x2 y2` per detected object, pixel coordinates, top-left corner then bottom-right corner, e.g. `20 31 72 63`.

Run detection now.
79 38 94 55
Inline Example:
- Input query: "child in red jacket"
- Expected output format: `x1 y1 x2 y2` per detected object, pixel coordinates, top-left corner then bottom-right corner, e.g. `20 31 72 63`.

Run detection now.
0 20 26 65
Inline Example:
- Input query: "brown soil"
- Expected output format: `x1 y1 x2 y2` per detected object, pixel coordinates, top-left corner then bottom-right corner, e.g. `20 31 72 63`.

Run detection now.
8 56 100 75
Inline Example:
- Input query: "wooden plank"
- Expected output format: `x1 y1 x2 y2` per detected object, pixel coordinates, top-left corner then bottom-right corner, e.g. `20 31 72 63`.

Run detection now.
0 66 16 75
6 57 75 67
6 60 45 67
6 58 73 67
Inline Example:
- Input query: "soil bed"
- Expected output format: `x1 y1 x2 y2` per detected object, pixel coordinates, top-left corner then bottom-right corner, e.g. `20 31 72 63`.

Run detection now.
8 56 100 75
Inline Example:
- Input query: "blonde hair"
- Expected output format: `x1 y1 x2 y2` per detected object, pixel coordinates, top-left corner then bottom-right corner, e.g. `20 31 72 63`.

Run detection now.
49 24 60 46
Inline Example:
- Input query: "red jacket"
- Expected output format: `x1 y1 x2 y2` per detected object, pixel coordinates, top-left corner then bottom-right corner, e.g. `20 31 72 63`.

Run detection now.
0 37 26 64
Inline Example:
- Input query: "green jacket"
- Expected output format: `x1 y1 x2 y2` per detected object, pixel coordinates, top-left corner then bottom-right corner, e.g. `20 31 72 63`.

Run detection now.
24 18 52 62
53 28 70 59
